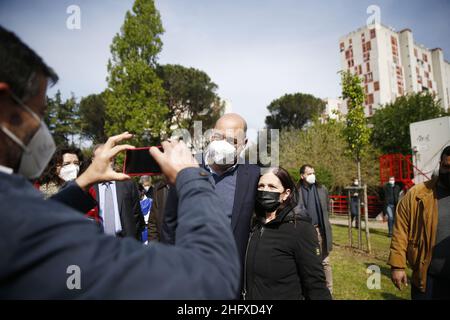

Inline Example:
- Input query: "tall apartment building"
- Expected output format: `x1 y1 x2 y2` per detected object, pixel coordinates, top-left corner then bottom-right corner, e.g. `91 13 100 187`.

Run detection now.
339 24 450 116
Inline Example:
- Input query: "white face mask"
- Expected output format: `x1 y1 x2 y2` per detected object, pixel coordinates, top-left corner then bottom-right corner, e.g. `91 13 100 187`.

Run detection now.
0 94 56 179
306 174 316 185
59 164 80 182
354 181 359 186
205 140 237 166
143 186 150 191
389 180 395 185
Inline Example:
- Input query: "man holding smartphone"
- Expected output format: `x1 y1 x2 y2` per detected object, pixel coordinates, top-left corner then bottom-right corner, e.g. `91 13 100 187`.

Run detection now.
0 25 239 299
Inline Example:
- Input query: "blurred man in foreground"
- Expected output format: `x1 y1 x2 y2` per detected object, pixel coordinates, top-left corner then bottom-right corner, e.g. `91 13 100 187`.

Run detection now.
0 25 239 299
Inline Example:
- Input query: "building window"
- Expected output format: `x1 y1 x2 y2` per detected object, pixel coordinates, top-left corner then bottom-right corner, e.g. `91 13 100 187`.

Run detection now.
428 80 433 88
398 86 404 95
391 36 397 46
414 48 418 57
340 42 345 52
374 81 380 91
358 65 362 75
365 85 369 94
364 52 370 62
428 64 431 72
423 53 428 62
368 105 373 116
425 71 429 79
366 62 370 72
365 72 373 83
366 94 374 105
370 29 376 39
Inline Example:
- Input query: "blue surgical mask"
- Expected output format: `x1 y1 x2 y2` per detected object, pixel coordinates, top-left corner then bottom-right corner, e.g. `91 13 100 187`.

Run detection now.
0 93 56 179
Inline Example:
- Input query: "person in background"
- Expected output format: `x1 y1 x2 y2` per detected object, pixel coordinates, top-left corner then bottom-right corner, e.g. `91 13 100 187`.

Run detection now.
139 175 153 199
243 167 331 300
389 146 450 299
298 164 333 294
350 177 360 229
38 146 85 197
90 144 145 240
162 114 260 285
383 176 401 237
148 178 170 242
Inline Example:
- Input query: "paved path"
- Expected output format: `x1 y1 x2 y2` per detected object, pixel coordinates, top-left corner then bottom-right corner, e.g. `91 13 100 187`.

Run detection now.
330 216 388 230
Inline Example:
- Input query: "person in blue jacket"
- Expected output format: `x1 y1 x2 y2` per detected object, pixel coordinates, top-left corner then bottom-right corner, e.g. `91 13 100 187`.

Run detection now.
0 25 240 299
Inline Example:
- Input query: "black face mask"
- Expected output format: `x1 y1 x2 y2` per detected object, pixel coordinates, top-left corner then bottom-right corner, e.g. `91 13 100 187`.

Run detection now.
256 190 282 213
439 170 450 189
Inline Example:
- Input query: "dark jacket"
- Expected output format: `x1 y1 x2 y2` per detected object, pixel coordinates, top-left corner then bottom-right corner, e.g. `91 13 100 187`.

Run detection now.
93 180 145 240
298 183 333 253
382 183 401 207
0 168 240 299
243 205 332 300
148 180 170 242
162 164 260 265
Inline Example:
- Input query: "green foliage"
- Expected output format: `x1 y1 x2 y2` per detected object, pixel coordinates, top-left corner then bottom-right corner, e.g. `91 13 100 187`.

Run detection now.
79 92 107 144
371 92 446 154
156 64 224 133
45 90 80 147
341 71 371 162
280 121 380 192
265 93 326 129
105 0 168 146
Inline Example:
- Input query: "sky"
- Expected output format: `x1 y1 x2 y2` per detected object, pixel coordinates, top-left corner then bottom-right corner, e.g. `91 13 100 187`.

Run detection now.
1 0 449 134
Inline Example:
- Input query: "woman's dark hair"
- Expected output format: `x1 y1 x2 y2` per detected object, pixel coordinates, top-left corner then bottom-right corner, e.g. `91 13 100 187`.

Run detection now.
38 146 86 186
255 166 298 216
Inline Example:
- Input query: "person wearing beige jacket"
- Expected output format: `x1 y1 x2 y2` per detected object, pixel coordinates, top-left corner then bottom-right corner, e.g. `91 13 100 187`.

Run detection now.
388 146 450 300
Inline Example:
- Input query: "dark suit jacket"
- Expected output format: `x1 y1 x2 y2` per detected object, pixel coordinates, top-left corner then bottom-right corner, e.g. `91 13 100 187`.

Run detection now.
162 164 260 265
94 180 144 240
0 168 240 299
148 180 170 241
297 183 333 254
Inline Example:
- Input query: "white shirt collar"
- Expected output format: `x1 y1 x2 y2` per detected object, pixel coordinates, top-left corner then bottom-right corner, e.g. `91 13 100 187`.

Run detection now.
0 164 13 175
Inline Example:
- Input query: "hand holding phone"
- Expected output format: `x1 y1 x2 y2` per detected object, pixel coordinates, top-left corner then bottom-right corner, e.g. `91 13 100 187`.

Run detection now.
149 140 199 184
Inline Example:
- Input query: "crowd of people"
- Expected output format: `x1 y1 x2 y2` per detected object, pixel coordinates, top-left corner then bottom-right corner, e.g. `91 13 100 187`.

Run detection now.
0 25 449 300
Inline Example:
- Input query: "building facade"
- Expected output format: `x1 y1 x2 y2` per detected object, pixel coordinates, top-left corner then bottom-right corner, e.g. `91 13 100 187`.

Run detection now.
339 24 450 116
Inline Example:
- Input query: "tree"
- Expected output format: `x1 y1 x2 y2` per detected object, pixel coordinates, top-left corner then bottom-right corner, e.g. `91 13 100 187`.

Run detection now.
45 90 80 147
156 64 224 133
265 93 325 129
105 0 168 145
371 92 446 154
340 71 371 184
79 92 108 144
280 120 379 193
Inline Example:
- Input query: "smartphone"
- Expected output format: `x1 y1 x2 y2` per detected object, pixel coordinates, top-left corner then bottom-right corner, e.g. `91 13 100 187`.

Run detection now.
123 147 162 176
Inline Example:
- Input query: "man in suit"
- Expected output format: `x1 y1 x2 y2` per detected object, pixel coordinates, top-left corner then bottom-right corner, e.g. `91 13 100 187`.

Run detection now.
162 114 260 277
0 25 239 299
91 144 145 240
298 164 334 294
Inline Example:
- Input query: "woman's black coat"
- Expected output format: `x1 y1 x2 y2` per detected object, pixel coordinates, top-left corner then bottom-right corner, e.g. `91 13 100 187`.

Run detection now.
243 205 332 300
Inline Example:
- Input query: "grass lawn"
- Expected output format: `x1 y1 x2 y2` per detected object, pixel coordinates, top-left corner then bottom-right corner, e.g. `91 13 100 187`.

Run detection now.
330 223 412 300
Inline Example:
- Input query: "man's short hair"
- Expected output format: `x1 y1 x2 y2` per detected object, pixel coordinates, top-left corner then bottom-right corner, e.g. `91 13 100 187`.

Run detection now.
0 25 58 101
299 164 313 175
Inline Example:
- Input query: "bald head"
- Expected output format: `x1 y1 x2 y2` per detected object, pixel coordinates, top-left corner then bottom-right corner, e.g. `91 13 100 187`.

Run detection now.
215 113 247 135
209 113 248 163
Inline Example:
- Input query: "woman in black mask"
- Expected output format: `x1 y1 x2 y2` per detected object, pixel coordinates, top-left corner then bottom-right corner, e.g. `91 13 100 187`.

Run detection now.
242 167 331 300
